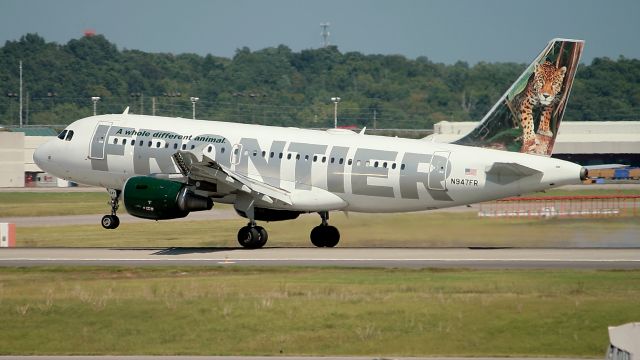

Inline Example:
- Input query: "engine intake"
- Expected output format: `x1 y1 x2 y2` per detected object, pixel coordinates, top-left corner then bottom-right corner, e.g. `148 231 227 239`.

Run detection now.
123 176 213 220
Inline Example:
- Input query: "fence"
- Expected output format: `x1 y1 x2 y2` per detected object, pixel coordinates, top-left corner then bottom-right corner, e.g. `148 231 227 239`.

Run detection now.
478 195 640 218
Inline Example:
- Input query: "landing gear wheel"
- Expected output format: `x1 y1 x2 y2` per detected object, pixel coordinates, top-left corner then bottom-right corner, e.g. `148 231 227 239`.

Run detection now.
255 226 268 248
102 189 121 229
237 225 267 249
101 215 120 229
310 225 340 248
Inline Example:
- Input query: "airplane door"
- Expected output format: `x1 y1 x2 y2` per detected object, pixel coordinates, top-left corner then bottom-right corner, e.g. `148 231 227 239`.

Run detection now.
428 151 450 191
231 144 243 165
89 122 112 160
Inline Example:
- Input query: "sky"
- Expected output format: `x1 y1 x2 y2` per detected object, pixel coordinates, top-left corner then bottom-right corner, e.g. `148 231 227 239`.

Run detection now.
1 0 638 64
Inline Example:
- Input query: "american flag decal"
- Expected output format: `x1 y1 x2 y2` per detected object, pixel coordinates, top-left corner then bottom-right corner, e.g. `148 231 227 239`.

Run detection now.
465 168 477 176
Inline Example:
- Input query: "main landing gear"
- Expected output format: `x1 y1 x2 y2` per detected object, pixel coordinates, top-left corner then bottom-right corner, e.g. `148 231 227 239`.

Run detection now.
101 189 120 229
237 220 268 249
310 211 340 248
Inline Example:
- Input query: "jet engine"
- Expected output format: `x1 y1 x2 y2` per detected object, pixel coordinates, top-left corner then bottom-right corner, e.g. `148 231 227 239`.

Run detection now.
123 176 213 220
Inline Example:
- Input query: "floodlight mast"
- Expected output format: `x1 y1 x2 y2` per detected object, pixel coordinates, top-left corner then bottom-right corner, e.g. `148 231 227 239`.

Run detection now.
91 97 101 116
331 96 340 128
190 97 199 119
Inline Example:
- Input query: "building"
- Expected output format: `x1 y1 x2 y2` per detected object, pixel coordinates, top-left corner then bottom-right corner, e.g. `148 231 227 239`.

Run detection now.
0 128 63 188
427 121 640 167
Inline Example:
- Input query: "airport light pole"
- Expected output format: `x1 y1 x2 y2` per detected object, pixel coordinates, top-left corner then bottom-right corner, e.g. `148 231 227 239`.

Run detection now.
190 97 199 119
331 97 340 128
91 96 101 116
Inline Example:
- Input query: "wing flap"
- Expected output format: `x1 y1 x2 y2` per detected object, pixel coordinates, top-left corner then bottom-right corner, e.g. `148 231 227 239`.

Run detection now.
171 151 293 205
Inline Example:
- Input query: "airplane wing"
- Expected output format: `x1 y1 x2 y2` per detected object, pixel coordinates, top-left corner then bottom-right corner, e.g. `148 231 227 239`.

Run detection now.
172 151 292 205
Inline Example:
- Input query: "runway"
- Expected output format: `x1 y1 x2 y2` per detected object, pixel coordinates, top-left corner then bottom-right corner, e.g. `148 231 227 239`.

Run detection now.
1 247 640 269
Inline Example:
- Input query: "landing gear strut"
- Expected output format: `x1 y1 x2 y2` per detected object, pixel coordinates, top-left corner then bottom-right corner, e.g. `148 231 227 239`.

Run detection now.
235 194 268 249
310 211 340 247
101 189 120 229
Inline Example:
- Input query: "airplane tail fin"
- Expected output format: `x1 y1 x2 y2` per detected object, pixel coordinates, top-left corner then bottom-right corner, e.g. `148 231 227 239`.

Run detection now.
454 38 584 156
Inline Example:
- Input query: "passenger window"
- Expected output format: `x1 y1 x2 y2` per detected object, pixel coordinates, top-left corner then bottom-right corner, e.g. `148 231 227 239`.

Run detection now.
65 130 74 141
130 139 135 146
261 150 266 157
182 144 187 150
156 142 161 148
164 143 169 148
57 130 67 140
305 155 309 161
270 152 274 158
383 162 387 168
348 159 352 165
296 154 300 160
313 155 317 162
279 153 283 159
253 150 257 157
392 163 396 169
322 156 326 163
190 145 195 150
113 138 118 144
174 143 178 149
330 157 335 164
339 158 344 165
287 154 292 160
148 141 152 147
207 146 212 153
401 164 406 170
221 147 226 154
139 140 144 146
374 161 379 168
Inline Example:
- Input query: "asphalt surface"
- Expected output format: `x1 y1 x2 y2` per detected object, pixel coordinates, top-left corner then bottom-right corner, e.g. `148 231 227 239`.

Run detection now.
0 357 594 360
1 247 639 268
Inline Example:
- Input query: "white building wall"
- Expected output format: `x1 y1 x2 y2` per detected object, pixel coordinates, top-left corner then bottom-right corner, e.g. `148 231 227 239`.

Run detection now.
0 132 26 187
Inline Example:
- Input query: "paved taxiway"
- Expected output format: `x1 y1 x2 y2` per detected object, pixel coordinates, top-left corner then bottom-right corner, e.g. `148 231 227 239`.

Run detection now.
0 357 593 360
1 247 639 268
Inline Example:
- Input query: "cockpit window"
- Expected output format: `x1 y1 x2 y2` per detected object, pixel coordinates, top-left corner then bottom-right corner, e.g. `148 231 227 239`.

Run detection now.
57 130 68 140
65 130 74 141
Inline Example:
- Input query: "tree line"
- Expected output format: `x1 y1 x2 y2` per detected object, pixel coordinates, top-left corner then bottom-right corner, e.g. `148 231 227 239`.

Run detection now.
1 33 639 128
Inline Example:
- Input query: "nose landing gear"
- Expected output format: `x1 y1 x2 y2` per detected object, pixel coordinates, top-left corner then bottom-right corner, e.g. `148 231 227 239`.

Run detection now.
101 189 121 229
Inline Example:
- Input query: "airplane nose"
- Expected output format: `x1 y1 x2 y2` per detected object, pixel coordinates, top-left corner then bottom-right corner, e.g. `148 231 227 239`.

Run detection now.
33 141 55 173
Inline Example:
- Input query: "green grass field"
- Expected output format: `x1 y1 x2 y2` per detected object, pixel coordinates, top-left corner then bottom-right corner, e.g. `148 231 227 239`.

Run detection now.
0 267 638 356
13 211 640 248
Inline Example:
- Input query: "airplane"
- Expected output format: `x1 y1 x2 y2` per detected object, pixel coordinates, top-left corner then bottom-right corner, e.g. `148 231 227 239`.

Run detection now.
33 38 587 249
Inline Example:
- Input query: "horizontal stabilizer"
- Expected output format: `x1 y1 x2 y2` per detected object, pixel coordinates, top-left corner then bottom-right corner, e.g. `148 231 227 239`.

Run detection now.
485 162 542 185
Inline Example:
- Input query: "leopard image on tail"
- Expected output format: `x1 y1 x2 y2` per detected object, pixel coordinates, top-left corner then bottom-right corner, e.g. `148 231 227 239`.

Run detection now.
518 61 567 154
453 39 583 157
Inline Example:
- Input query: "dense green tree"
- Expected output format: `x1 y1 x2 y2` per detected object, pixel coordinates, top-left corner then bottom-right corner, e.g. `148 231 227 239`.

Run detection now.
0 33 638 128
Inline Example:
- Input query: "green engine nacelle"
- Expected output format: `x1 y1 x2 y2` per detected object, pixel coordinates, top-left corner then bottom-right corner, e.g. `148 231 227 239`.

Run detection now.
123 176 213 220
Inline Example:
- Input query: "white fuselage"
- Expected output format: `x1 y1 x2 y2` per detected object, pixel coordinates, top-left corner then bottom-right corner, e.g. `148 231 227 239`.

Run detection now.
34 114 583 213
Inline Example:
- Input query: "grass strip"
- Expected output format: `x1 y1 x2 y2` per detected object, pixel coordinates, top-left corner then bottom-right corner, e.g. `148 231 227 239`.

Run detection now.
14 211 640 248
0 266 638 356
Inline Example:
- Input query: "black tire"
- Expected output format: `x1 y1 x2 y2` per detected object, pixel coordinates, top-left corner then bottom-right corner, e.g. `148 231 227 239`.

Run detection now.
101 215 116 229
323 225 340 247
237 226 264 249
111 215 120 229
255 226 268 248
310 226 327 247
